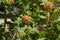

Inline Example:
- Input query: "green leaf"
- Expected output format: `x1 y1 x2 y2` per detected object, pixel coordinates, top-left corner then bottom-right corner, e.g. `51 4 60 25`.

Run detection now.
41 0 48 3
52 13 58 21
39 15 46 19
16 38 21 40
54 16 60 22
50 0 57 2
57 25 60 31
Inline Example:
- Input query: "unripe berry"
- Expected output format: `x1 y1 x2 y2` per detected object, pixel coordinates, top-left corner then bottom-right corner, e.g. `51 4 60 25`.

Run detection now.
54 9 59 13
46 12 50 22
6 0 14 5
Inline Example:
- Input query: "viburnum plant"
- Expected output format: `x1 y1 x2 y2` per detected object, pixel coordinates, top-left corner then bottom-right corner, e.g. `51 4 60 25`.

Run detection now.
0 0 60 40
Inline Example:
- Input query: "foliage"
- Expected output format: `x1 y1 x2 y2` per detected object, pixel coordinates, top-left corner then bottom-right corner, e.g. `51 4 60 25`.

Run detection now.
0 0 60 40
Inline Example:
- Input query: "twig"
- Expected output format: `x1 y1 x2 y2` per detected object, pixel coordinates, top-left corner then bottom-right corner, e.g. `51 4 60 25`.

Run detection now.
12 33 16 40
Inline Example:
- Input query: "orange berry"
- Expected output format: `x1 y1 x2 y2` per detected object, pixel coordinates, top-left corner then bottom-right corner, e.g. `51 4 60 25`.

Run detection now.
23 14 31 25
44 1 53 10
